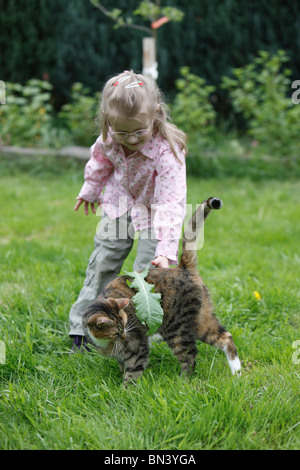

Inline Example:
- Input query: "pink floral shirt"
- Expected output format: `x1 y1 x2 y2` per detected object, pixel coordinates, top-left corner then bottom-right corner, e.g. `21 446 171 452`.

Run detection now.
78 132 187 264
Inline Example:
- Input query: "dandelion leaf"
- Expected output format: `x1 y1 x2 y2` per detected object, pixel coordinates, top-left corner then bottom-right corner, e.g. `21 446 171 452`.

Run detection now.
123 266 163 335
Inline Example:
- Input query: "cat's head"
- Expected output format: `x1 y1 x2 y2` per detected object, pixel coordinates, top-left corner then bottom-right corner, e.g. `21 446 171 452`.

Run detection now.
83 297 130 342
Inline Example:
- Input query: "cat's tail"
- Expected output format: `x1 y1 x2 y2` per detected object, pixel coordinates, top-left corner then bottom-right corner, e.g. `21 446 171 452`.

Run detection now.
180 197 222 268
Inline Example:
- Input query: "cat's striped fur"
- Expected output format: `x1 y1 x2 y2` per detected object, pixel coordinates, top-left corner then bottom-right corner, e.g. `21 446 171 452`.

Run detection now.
83 197 241 386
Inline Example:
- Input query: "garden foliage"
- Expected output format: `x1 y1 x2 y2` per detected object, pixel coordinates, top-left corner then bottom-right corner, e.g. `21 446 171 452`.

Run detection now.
0 50 299 176
0 80 99 148
172 67 217 147
1 0 300 100
0 80 56 148
221 50 300 157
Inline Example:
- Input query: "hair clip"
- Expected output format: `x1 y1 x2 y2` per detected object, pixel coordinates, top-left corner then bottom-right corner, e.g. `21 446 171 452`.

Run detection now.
125 81 144 89
113 76 131 86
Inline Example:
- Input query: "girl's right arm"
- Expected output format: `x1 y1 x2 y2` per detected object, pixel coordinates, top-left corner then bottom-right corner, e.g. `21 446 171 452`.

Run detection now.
75 137 114 214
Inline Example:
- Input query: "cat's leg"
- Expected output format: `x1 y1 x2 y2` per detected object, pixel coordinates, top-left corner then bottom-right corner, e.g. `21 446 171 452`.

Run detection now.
223 339 242 375
121 337 150 386
162 331 198 376
197 317 241 375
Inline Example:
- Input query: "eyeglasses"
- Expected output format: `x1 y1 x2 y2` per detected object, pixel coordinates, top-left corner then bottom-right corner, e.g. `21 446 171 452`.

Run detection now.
109 128 152 141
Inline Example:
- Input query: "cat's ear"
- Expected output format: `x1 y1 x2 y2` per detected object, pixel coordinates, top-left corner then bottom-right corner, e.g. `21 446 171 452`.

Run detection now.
96 316 114 327
115 298 129 323
87 314 113 328
115 298 130 310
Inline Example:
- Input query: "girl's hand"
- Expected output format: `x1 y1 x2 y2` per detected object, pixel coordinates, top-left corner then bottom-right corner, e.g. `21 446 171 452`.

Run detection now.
74 198 99 215
151 256 169 269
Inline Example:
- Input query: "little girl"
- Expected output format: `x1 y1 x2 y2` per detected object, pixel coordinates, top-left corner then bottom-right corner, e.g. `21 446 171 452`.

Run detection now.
69 70 187 351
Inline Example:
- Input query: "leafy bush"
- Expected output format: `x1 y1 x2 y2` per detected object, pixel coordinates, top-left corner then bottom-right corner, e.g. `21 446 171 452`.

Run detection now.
2 51 300 166
221 50 300 157
58 83 99 147
172 66 217 150
0 79 59 147
0 80 99 148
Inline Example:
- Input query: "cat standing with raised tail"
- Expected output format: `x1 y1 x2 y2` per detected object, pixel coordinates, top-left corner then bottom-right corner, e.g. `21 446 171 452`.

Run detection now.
83 197 242 386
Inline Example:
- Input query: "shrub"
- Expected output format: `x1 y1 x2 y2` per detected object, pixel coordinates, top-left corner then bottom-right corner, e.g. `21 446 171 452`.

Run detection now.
0 79 58 147
58 83 99 147
221 50 300 157
172 66 217 150
0 80 100 148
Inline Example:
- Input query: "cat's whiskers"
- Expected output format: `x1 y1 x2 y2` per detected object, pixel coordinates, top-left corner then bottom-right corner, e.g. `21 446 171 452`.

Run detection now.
111 337 124 359
111 340 119 358
125 320 136 336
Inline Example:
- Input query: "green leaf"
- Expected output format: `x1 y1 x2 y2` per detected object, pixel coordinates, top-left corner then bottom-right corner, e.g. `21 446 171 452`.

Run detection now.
123 266 163 335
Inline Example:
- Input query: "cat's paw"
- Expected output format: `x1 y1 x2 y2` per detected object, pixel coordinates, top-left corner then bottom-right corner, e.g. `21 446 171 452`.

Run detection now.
228 356 242 376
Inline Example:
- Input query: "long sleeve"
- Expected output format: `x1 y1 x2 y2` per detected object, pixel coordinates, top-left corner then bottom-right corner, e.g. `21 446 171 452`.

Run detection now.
78 136 114 203
152 148 187 264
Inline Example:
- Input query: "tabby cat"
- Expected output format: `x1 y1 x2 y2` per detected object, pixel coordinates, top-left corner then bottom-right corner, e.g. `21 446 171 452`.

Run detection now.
83 197 241 386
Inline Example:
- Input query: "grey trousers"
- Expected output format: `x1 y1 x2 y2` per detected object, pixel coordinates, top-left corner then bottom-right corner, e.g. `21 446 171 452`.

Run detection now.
69 211 158 336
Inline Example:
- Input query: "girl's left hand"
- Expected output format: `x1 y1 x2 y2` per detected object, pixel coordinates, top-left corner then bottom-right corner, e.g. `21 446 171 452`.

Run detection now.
151 256 169 269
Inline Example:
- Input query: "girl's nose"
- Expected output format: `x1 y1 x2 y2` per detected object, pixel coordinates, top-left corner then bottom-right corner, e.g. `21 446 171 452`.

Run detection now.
127 134 139 144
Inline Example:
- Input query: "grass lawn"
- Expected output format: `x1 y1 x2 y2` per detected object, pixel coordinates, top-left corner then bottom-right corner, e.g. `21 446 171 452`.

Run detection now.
0 154 299 450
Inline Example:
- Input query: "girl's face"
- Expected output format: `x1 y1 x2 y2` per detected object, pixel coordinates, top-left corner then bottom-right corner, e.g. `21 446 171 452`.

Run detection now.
109 114 153 152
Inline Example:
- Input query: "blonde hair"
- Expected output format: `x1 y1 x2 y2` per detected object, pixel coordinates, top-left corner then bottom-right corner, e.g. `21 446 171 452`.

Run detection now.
97 70 187 162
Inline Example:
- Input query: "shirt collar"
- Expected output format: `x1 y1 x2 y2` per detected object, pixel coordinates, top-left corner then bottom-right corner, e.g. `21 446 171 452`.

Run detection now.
138 137 155 159
113 135 155 160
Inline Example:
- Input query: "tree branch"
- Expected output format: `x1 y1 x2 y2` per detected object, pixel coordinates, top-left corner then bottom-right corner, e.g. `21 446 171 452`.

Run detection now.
91 1 153 35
